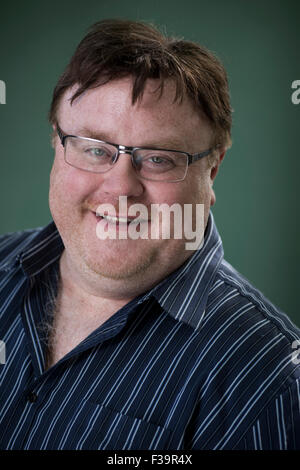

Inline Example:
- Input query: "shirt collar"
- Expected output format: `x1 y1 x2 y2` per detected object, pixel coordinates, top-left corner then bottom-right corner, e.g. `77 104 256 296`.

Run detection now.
16 222 64 277
15 211 223 329
149 211 224 329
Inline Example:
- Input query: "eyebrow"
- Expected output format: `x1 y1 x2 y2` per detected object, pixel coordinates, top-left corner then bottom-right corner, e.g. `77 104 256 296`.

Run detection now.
75 127 186 151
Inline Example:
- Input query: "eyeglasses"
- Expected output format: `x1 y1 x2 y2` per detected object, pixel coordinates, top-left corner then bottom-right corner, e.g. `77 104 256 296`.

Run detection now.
56 124 214 182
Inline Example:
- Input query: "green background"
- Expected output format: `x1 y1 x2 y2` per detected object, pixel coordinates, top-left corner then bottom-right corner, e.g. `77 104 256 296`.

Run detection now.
0 0 299 326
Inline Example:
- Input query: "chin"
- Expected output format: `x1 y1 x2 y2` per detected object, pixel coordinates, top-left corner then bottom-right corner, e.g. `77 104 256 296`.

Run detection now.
83 243 157 281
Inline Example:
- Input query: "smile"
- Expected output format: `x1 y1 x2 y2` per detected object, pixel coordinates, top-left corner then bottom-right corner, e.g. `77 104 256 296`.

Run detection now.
95 212 148 225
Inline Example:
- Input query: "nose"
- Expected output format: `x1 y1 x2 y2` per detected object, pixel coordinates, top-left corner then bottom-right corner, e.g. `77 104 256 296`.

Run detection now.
99 151 144 198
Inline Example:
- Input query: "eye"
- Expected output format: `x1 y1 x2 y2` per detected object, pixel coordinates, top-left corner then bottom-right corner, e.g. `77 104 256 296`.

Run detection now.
85 146 111 158
144 154 175 169
149 156 168 164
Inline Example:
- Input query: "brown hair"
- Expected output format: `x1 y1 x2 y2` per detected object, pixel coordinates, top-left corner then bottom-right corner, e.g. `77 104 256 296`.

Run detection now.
49 19 232 149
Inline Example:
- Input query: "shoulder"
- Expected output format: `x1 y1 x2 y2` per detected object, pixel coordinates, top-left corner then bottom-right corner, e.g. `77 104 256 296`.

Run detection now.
215 258 300 342
186 258 300 449
0 227 43 271
202 257 300 397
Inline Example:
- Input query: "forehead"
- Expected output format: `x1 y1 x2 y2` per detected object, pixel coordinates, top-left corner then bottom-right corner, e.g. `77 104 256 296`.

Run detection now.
57 77 212 149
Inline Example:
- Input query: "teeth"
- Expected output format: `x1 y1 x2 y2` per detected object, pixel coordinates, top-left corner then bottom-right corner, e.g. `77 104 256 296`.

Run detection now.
106 215 128 223
96 214 143 224
96 213 146 224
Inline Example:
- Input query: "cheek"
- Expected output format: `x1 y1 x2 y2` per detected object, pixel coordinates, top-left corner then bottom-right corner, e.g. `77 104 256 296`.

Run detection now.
146 179 206 208
50 155 95 207
187 168 212 202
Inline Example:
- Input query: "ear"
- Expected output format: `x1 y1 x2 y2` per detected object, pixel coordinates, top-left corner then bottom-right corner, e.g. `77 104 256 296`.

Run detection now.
210 149 226 182
50 123 58 149
209 149 226 207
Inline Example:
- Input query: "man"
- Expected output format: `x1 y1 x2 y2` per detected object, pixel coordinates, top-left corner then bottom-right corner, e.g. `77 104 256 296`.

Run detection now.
0 19 299 450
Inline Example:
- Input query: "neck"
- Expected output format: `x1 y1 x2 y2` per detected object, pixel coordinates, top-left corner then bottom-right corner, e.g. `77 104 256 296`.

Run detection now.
59 250 133 315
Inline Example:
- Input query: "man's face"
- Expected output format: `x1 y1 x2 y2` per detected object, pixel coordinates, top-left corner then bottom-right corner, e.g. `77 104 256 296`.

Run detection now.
49 77 219 297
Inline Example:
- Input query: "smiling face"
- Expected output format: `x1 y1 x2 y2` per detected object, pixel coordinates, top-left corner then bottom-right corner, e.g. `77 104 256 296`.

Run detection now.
49 77 221 299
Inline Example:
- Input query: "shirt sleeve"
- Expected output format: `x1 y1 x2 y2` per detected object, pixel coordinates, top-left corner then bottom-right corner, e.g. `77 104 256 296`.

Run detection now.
234 377 300 450
186 376 300 450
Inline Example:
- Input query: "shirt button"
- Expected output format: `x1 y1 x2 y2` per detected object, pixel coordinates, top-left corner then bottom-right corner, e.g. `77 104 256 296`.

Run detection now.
27 392 38 403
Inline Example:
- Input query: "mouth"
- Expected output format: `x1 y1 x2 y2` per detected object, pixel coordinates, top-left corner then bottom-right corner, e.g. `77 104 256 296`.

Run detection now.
93 211 150 226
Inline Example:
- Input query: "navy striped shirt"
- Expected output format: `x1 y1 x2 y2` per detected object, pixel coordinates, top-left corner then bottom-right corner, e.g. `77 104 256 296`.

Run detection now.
0 212 299 450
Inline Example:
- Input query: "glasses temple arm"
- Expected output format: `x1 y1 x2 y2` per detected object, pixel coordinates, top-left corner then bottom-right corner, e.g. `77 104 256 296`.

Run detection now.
188 148 214 165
